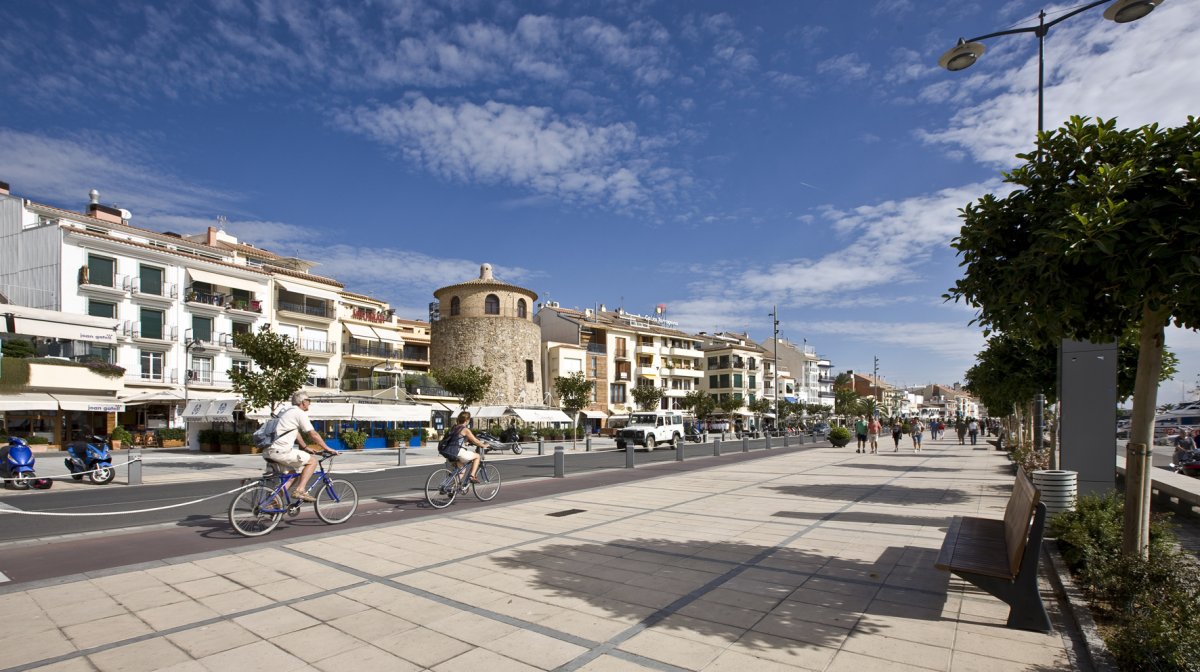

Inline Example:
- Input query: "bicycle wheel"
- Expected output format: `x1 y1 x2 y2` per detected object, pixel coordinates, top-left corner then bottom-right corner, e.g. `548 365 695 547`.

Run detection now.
472 464 501 501
425 468 456 509
229 484 283 537
315 478 359 524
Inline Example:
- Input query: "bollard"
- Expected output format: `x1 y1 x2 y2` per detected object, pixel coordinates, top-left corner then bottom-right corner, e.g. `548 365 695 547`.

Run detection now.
585 436 591 452
765 433 772 450
676 442 685 461
554 445 565 478
742 436 749 453
397 446 407 466
783 433 789 448
714 438 721 457
625 442 635 468
538 438 545 456
128 447 142 486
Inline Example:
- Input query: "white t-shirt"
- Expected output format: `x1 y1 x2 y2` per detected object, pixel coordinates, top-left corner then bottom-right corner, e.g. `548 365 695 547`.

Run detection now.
968 420 979 431
269 405 313 452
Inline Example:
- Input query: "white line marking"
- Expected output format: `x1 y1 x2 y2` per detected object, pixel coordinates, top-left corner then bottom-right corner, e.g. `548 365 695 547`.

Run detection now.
0 570 10 583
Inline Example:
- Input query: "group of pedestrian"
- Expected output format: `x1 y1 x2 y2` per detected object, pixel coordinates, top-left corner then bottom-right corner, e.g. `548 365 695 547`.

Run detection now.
854 415 938 453
954 417 982 445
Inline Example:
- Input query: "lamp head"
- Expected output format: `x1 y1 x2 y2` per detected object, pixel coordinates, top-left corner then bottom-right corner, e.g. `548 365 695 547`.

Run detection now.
1103 0 1163 23
938 39 986 72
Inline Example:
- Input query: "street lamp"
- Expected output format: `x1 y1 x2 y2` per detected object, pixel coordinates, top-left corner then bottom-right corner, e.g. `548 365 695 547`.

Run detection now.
769 306 780 429
938 0 1164 149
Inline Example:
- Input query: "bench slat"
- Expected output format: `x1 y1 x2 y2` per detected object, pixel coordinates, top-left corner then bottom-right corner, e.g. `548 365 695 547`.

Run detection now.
936 516 1012 578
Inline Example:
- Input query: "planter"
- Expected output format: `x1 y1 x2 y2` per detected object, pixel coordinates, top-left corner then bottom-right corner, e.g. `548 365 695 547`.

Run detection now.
160 439 185 448
110 440 122 451
240 445 262 455
220 443 238 454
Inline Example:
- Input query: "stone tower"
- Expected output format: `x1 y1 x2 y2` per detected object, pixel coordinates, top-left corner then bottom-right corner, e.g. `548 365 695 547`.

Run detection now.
430 263 541 405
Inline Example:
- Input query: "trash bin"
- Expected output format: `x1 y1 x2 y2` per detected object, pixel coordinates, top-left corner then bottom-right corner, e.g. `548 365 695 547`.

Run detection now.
1032 470 1077 514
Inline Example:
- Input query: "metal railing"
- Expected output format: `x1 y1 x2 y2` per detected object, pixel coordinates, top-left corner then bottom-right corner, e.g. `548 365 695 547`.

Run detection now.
297 339 336 354
278 300 330 318
343 342 400 358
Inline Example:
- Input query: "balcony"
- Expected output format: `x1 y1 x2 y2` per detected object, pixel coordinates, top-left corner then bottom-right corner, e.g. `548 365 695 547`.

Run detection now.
129 278 178 304
185 290 225 312
635 343 657 355
128 323 177 343
126 369 178 385
297 339 336 355
77 266 128 297
818 376 836 384
226 298 263 316
278 299 333 321
343 341 400 359
586 343 607 355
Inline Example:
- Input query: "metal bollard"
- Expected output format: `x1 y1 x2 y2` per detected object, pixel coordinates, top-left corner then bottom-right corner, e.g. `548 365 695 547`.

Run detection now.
554 445 565 478
742 436 749 453
585 436 591 452
538 438 545 456
783 433 789 448
714 438 721 457
128 447 142 486
676 442 685 461
765 433 772 450
625 442 635 468
397 446 407 466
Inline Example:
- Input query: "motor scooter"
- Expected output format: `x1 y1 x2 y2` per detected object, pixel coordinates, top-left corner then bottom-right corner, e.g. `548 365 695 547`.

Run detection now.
1170 448 1200 479
475 431 523 455
2 437 37 489
65 435 116 484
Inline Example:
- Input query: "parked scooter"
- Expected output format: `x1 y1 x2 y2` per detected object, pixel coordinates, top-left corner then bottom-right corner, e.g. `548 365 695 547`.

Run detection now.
1170 448 1200 479
65 435 116 484
475 431 523 455
2 437 37 489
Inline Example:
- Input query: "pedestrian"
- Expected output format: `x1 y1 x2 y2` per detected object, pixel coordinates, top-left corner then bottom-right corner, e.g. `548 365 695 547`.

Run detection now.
911 418 925 452
867 416 882 454
891 418 903 451
854 416 868 453
968 418 979 446
956 419 967 445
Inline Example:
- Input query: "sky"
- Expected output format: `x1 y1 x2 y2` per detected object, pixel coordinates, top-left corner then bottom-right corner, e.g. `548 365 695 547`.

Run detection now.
1 0 1199 402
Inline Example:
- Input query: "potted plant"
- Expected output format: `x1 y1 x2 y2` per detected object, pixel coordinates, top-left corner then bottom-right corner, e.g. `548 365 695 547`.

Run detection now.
197 429 218 453
158 427 186 448
219 431 239 454
386 428 411 448
109 426 133 451
340 430 368 451
827 426 852 448
237 432 258 454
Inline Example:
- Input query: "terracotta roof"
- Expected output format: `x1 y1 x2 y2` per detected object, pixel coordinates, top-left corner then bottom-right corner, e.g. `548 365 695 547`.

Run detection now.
545 306 698 339
31 201 231 255
67 228 271 277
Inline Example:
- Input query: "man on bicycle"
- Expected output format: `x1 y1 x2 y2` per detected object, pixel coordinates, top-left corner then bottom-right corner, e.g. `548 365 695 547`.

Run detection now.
440 411 488 484
265 391 337 502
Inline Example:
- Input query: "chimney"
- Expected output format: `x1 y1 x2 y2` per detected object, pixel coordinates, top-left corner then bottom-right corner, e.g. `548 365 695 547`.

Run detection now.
86 189 123 224
599 303 606 313
480 263 493 281
207 226 218 246
0 180 9 195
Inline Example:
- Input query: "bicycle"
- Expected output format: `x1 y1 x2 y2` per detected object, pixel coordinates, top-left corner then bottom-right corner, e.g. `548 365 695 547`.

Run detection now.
424 454 500 509
228 451 359 537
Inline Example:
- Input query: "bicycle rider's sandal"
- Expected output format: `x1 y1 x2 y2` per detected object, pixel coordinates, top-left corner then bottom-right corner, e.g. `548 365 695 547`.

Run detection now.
469 476 481 484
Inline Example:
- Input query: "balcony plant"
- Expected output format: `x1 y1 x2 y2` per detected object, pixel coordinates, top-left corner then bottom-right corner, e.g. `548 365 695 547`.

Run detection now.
109 426 133 450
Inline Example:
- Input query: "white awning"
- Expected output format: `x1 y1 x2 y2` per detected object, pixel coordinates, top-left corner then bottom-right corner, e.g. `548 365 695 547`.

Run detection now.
466 405 510 420
2 312 119 343
0 392 59 412
353 403 433 422
52 394 125 412
205 398 239 421
372 327 403 344
182 399 212 419
187 268 263 293
344 323 379 340
305 402 356 420
275 278 340 303
120 390 186 404
509 407 573 423
580 410 609 419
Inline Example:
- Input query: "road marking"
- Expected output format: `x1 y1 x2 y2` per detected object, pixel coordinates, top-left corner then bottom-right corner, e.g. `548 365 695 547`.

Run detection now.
0 501 21 512
0 570 9 583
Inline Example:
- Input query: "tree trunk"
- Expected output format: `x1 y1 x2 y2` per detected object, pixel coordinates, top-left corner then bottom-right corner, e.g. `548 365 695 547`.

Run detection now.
1122 305 1169 558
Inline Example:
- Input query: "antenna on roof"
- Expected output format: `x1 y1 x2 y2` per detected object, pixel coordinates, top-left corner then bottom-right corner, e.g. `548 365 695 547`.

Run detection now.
216 215 227 230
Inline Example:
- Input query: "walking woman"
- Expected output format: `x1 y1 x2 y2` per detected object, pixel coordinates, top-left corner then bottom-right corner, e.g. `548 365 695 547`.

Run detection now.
911 418 925 452
891 418 903 451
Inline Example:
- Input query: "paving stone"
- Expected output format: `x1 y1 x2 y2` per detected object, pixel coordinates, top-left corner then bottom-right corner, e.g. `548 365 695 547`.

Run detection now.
64 613 153 650
88 637 192 672
483 627 590 669
618 629 725 670
166 620 260 658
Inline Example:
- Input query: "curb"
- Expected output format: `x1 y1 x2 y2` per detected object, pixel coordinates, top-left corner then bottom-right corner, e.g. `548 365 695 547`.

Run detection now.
1044 538 1118 672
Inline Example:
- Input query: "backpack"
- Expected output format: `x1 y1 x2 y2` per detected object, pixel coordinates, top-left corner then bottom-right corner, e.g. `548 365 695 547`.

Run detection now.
438 426 464 459
254 410 296 449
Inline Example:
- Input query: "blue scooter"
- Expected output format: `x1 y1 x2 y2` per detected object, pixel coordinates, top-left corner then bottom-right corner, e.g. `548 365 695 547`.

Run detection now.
65 436 115 484
2 437 37 489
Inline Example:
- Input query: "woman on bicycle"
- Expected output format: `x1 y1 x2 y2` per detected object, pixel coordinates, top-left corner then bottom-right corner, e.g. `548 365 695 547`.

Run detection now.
440 411 488 483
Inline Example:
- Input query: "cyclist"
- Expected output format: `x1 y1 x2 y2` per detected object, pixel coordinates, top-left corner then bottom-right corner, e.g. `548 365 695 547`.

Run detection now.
440 411 488 484
265 390 337 502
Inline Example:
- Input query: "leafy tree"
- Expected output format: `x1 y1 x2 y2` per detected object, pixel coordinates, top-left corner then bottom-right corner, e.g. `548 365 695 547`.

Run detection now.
834 387 860 418
947 116 1200 557
630 383 664 411
432 365 493 410
747 397 772 430
776 399 802 427
1 338 35 358
717 395 744 421
229 326 311 413
681 390 716 424
553 372 594 448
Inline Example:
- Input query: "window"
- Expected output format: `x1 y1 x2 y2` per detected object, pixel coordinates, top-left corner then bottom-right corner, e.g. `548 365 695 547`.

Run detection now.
733 373 743 388
590 356 599 377
87 255 115 287
610 384 626 403
140 350 163 381
88 301 116 319
485 294 500 315
526 359 534 383
139 308 164 340
708 356 718 370
709 375 718 388
307 363 328 387
190 356 213 384
749 375 756 388
231 359 250 375
450 296 461 316
517 298 527 318
719 374 731 388
231 321 251 336
139 265 163 295
86 344 115 364
614 339 627 358
191 315 213 343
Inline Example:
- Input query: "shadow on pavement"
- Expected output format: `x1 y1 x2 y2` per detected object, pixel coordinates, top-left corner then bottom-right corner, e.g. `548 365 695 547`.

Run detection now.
771 510 949 529
768 484 972 506
491 538 952 653
837 463 962 473
144 461 230 471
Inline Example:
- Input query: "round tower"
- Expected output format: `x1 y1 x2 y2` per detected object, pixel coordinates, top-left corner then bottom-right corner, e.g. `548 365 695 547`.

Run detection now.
430 263 541 405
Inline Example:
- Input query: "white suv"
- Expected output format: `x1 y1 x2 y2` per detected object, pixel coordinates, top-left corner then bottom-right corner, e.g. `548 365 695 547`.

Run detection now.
615 411 684 451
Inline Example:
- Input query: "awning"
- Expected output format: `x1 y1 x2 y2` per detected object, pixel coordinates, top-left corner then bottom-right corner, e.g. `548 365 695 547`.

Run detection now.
580 410 609 419
187 268 263 293
245 402 355 420
52 394 124 412
182 399 212 419
205 398 238 421
372 327 403 344
344 323 379 340
275 278 340 302
784 396 798 403
352 403 433 422
466 405 510 420
2 312 119 343
120 390 186 404
0 392 59 412
509 407 573 423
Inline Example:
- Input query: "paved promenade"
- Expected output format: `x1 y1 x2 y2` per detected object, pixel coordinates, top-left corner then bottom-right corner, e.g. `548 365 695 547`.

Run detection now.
0 435 1087 671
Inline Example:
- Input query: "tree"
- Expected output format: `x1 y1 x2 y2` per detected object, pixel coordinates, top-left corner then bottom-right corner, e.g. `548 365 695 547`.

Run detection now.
717 395 744 423
229 326 312 414
554 372 594 449
747 398 772 431
776 399 802 427
630 383 664 411
947 116 1200 557
432 365 493 410
834 387 860 419
1 338 35 359
681 390 716 425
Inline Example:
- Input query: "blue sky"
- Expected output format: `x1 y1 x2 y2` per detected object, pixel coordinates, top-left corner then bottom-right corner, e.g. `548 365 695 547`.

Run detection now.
2 0 1199 400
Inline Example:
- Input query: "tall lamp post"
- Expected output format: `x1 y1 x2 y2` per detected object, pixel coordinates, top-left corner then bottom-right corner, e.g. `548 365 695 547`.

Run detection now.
769 306 780 428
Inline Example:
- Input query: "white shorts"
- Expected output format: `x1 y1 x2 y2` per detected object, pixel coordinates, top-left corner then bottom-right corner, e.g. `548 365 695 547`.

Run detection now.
265 446 312 470
453 447 478 464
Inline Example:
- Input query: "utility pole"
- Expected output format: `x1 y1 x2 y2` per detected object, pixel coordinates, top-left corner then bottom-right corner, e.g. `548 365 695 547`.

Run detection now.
873 355 880 414
770 306 780 426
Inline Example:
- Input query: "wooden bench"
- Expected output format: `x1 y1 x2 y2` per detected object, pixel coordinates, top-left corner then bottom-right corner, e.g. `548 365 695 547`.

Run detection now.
935 469 1051 632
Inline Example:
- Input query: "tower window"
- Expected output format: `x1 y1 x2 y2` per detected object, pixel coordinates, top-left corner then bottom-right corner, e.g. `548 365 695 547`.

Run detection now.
450 296 460 316
517 298 527 318
485 294 500 315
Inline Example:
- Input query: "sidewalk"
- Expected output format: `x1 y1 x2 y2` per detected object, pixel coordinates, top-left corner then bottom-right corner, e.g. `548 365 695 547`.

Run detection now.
0 435 1085 671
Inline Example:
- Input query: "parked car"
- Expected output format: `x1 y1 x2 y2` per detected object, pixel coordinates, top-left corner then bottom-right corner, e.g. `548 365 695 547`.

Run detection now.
811 422 831 436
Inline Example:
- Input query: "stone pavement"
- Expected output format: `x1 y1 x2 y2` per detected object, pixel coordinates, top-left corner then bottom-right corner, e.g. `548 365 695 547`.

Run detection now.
0 434 1087 671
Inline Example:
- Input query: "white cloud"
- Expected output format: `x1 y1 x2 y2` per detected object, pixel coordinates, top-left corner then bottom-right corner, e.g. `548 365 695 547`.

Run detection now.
817 53 870 81
803 320 985 360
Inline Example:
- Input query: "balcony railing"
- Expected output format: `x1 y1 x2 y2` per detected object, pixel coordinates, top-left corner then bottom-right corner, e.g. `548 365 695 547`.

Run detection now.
128 323 178 341
586 343 607 354
78 266 128 293
278 299 330 318
127 369 178 384
186 290 224 307
129 278 178 300
297 339 336 354
343 342 399 358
